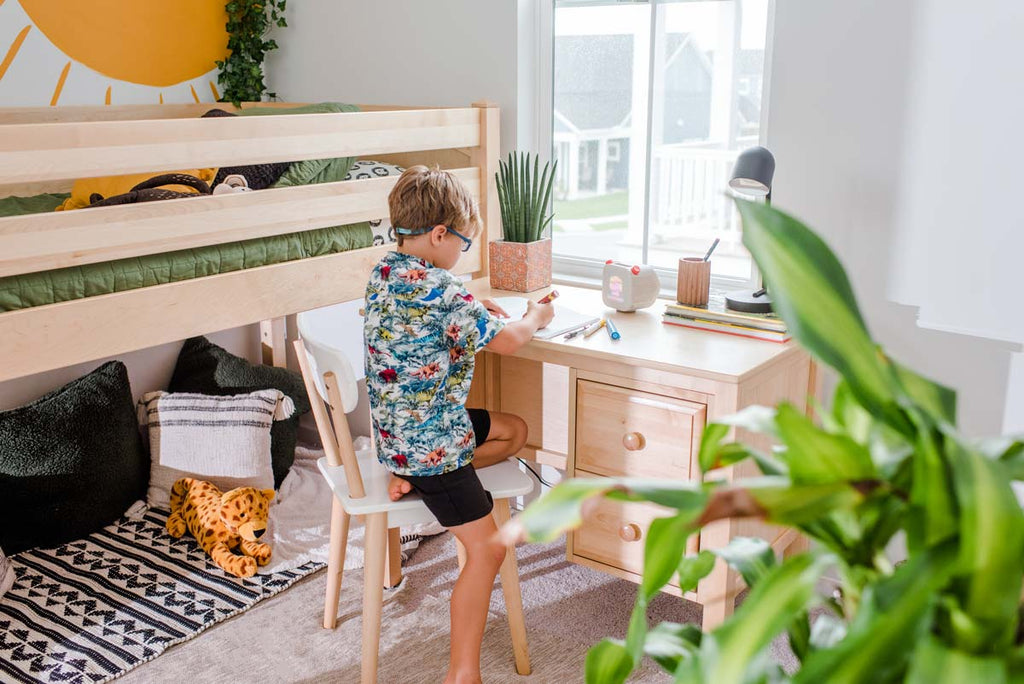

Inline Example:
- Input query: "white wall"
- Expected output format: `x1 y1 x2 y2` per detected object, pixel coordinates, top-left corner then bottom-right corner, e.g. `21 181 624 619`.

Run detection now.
890 2 1024 344
0 328 259 412
767 0 1019 437
266 0 520 154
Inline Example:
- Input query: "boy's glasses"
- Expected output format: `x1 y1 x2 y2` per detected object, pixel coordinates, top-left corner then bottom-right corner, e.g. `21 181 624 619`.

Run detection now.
447 228 474 252
394 224 474 253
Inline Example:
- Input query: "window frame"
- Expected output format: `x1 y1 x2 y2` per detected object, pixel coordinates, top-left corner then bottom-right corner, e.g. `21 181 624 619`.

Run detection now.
533 0 777 295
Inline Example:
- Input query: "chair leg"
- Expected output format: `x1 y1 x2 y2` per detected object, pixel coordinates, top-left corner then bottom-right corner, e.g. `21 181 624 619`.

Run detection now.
493 498 531 676
455 537 467 571
323 498 350 629
361 513 388 684
385 527 403 589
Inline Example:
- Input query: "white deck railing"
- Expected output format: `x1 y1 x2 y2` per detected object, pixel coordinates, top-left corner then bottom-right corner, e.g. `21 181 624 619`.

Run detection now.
648 144 741 246
552 136 756 253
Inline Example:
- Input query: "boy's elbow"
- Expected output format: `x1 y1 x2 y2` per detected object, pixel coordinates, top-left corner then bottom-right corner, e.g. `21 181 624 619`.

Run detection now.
487 328 525 355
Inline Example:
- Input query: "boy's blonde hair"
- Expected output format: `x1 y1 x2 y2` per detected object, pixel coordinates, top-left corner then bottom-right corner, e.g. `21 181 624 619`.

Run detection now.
388 165 482 245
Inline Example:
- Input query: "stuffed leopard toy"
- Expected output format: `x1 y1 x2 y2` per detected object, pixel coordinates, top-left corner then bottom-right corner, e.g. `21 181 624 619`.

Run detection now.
166 477 275 578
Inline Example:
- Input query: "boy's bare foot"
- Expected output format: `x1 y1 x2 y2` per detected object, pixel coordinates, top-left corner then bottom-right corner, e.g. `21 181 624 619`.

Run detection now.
388 474 412 501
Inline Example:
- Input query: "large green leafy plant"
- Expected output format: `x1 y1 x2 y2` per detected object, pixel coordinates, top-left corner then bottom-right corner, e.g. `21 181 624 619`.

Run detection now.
217 0 287 106
512 200 1024 683
496 152 557 243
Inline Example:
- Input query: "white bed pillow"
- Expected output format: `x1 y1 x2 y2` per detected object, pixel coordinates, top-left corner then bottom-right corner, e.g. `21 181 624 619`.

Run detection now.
140 390 294 509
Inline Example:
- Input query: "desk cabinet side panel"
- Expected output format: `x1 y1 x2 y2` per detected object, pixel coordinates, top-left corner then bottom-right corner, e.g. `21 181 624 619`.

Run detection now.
498 356 570 460
732 353 812 549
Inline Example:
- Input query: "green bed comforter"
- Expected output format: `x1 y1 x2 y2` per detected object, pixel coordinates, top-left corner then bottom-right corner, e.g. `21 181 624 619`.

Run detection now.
0 103 374 312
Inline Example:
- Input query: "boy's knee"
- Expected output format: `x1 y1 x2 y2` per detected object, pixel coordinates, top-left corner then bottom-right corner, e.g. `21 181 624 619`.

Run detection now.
487 540 507 568
470 538 506 569
510 415 528 454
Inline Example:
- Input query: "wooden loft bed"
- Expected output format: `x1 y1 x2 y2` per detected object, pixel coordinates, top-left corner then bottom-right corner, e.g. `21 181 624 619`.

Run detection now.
0 100 500 384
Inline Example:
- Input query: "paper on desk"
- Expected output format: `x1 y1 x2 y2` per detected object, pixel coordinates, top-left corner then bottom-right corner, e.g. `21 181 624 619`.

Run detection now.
491 296 600 340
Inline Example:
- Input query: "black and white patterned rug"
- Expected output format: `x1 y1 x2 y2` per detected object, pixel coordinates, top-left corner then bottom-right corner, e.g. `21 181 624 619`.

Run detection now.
0 508 323 684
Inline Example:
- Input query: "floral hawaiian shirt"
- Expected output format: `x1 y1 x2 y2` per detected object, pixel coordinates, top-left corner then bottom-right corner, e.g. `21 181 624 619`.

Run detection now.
363 251 505 476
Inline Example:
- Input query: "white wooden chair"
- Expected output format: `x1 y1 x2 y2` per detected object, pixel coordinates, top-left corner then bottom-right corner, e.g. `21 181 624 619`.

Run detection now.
294 305 534 683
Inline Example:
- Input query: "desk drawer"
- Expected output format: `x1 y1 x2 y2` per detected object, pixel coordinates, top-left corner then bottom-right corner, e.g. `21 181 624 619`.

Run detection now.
574 380 705 479
570 480 698 585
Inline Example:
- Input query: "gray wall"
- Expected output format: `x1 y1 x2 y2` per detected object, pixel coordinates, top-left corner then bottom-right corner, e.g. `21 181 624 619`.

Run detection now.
766 0 1019 437
266 0 520 154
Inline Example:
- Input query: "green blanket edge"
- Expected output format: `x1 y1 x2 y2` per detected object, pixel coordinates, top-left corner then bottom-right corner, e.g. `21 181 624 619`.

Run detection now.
0 103 373 312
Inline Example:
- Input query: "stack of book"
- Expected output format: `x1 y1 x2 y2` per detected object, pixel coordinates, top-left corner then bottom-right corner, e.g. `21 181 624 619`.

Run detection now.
663 291 791 343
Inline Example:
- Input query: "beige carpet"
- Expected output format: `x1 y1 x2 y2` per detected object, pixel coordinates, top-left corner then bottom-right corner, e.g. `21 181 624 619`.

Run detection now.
117 526 796 683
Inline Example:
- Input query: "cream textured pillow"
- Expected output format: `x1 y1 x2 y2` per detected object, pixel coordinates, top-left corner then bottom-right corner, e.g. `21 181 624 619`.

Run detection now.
140 390 295 509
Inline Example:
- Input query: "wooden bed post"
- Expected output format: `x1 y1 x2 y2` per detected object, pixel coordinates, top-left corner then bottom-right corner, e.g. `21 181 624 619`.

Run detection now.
471 101 500 281
260 318 288 368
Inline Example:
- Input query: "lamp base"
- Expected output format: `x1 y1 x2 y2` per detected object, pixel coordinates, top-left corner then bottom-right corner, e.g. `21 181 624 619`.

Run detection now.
725 289 773 314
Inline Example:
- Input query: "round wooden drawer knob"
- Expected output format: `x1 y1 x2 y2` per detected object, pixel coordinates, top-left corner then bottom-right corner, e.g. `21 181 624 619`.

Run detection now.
622 432 646 451
619 523 642 542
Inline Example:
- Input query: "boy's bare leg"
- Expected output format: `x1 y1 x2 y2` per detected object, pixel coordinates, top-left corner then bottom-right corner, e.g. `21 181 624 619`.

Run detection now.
389 412 525 500
445 513 506 684
388 475 412 501
471 412 528 469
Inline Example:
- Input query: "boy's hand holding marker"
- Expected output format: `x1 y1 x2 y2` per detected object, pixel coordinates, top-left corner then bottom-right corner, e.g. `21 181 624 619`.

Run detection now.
525 298 555 329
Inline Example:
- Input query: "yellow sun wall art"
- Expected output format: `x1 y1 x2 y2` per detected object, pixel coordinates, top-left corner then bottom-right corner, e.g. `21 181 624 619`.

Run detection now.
0 1 229 106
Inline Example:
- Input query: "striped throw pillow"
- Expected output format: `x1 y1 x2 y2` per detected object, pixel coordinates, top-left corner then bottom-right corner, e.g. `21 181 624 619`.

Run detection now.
140 390 295 509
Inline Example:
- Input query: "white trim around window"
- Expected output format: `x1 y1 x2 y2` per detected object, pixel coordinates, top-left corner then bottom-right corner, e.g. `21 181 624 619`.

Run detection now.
533 0 776 295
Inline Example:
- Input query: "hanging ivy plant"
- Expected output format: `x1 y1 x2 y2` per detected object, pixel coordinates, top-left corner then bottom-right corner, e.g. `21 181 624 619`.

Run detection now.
216 0 287 106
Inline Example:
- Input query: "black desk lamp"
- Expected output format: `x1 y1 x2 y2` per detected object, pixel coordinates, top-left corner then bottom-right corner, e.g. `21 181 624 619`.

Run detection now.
726 145 775 313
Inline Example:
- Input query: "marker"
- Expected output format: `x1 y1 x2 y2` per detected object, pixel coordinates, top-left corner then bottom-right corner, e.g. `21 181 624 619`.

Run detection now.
605 319 620 340
582 319 606 338
537 290 559 305
561 321 592 340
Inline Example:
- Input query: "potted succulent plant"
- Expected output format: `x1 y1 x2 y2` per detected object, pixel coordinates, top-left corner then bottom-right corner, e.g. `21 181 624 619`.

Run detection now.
490 152 557 292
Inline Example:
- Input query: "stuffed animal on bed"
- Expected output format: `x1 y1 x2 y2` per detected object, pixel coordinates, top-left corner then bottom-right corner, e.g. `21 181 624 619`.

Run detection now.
166 477 275 578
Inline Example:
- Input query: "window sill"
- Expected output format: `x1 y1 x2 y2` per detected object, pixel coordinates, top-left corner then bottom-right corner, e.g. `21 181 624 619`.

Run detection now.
553 253 755 304
552 271 753 308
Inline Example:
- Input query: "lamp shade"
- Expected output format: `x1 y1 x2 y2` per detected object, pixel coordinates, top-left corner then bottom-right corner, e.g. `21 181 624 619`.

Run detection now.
729 146 775 197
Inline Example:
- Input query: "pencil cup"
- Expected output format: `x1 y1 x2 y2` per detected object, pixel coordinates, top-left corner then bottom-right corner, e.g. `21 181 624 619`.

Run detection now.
676 258 711 307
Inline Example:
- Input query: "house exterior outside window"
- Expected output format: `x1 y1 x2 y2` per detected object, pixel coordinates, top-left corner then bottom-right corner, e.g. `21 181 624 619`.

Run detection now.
550 0 774 290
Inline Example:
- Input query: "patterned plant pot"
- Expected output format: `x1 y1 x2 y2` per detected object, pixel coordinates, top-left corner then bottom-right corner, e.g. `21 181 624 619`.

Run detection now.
489 238 552 293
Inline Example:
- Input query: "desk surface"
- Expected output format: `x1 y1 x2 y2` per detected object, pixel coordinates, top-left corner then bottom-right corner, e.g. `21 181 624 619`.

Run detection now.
466 282 805 383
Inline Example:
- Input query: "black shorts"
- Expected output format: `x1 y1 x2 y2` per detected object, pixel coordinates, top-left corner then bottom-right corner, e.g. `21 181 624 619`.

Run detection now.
399 464 493 528
398 408 493 527
467 407 491 447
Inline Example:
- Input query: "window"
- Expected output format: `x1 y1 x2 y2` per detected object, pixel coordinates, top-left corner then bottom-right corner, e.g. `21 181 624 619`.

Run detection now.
549 0 773 288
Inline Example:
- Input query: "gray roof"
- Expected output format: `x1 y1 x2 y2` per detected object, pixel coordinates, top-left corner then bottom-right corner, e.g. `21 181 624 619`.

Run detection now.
554 33 763 142
554 34 635 131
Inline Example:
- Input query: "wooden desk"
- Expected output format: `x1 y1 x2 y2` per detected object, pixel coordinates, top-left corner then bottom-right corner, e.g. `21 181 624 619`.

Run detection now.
465 283 813 630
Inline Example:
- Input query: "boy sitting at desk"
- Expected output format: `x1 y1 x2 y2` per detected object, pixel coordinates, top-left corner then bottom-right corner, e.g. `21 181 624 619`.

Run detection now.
363 165 553 684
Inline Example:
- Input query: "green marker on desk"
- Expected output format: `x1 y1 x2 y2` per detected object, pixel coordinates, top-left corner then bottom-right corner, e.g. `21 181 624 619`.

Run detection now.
605 319 620 340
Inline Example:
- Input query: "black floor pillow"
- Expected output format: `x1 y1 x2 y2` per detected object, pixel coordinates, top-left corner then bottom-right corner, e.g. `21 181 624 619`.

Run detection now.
0 361 148 554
